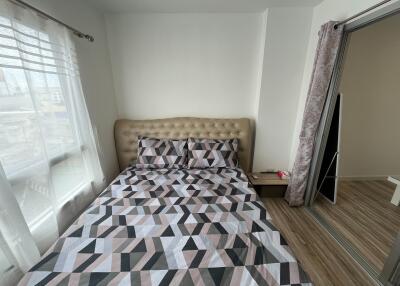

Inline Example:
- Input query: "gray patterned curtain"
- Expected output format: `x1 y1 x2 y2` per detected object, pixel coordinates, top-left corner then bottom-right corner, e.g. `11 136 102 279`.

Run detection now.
285 21 343 206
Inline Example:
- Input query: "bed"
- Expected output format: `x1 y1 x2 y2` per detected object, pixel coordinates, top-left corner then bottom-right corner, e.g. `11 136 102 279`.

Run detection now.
19 117 311 285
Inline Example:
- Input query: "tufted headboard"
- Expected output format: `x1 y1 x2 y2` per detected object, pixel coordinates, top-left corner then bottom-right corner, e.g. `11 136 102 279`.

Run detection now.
114 117 254 173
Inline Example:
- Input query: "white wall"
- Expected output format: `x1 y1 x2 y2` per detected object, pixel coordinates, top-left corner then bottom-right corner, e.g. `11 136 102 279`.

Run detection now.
338 14 400 177
105 10 314 171
26 0 120 182
105 13 265 120
253 7 312 171
289 0 400 168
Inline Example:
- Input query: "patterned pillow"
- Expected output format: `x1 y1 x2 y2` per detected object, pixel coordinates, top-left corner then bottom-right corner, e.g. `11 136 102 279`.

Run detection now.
187 138 239 169
136 137 187 169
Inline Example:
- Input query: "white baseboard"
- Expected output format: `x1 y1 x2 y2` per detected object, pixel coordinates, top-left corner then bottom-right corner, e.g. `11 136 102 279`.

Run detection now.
339 176 387 181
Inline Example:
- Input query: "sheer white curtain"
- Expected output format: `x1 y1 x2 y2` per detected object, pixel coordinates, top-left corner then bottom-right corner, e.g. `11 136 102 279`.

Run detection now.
0 0 104 283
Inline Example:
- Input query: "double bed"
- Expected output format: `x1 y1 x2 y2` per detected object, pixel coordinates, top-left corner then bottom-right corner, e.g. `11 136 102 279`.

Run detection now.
19 118 311 285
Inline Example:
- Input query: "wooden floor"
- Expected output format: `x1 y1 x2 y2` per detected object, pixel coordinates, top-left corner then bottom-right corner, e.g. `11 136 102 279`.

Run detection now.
313 180 400 271
262 197 375 286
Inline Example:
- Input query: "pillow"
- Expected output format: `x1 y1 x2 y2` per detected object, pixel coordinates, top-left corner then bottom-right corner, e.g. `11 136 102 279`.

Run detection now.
136 136 187 169
187 138 239 169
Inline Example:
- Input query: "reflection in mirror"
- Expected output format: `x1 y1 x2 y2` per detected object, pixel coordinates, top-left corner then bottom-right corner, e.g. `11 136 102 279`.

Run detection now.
309 10 400 283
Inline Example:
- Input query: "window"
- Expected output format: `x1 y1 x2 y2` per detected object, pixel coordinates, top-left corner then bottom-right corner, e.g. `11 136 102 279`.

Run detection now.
0 5 103 259
0 1 104 282
0 17 92 228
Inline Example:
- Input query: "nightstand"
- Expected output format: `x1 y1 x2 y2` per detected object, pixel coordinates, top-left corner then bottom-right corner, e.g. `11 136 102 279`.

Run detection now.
247 172 289 197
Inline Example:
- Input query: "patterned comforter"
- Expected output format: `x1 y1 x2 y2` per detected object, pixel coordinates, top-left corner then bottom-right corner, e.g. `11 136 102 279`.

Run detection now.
19 167 311 286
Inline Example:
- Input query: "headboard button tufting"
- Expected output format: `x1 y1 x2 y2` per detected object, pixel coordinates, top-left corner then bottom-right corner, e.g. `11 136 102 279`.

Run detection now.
114 117 253 172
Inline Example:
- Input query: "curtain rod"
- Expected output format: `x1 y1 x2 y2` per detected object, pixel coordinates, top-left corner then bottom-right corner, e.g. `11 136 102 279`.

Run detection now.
334 0 393 29
8 0 94 42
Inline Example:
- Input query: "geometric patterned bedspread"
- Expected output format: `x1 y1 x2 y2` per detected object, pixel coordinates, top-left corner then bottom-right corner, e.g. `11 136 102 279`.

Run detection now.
19 167 312 286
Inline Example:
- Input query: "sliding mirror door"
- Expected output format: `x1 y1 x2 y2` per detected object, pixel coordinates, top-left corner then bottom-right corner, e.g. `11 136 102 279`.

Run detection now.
307 5 400 285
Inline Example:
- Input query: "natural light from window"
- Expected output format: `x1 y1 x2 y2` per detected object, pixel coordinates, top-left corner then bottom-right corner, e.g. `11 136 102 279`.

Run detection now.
0 16 90 228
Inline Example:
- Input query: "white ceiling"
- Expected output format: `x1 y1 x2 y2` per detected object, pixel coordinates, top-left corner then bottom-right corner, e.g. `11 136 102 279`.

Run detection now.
85 0 323 13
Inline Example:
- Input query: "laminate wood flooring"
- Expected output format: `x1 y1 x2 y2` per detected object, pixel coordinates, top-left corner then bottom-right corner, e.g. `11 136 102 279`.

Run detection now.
262 197 375 286
313 180 400 272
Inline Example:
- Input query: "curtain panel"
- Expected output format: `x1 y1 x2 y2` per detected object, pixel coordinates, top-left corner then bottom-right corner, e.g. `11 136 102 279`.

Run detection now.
285 21 343 206
0 0 104 283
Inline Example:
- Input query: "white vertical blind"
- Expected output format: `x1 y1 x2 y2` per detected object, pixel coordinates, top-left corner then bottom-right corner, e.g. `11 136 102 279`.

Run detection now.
0 0 104 284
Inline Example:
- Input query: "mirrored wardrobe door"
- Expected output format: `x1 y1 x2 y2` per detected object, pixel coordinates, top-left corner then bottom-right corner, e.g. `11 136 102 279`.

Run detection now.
306 6 400 286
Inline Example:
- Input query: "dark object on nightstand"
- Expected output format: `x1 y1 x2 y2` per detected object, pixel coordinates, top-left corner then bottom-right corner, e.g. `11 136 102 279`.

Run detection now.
247 172 289 197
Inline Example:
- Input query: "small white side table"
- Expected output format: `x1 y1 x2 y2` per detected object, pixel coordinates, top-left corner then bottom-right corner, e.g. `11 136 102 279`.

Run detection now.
388 176 400 206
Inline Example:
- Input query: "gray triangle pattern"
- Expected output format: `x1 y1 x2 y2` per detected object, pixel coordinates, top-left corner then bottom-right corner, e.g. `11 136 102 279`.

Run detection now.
21 166 311 286
136 136 187 169
187 138 239 168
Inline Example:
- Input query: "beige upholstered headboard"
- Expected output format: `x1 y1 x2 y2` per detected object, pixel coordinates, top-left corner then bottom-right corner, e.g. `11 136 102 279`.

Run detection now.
114 117 254 172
